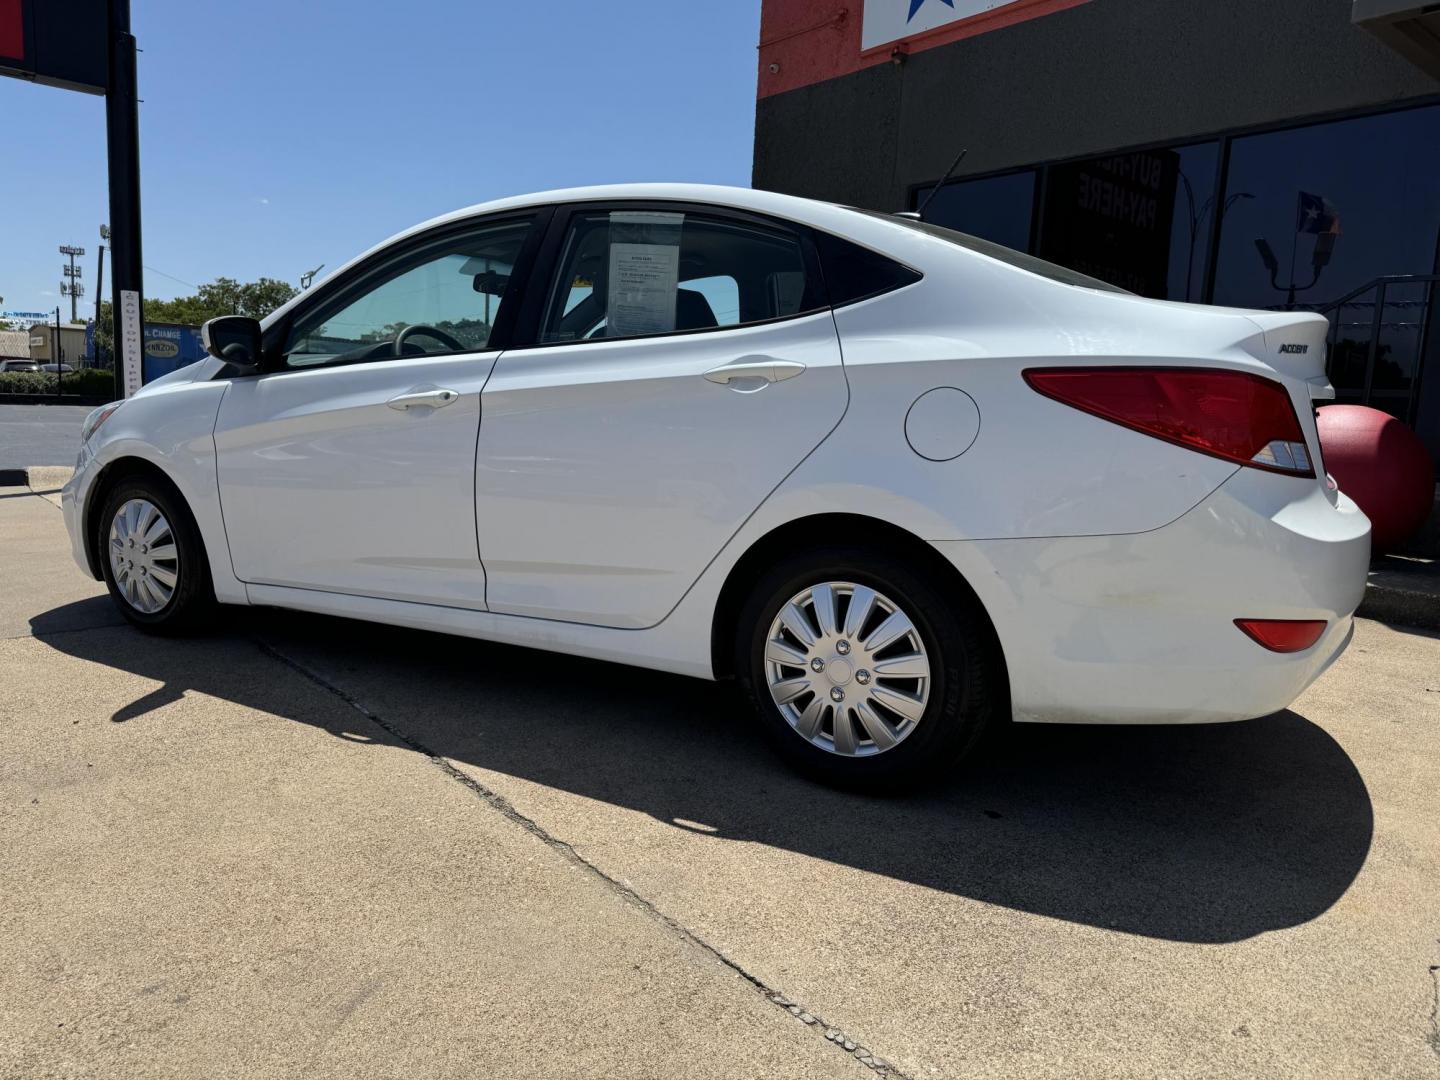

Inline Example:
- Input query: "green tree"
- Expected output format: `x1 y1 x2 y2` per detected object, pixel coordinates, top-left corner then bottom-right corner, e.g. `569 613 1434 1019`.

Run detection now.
93 276 298 362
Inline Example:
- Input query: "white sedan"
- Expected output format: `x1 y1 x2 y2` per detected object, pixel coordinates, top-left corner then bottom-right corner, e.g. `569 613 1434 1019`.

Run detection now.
62 184 1370 789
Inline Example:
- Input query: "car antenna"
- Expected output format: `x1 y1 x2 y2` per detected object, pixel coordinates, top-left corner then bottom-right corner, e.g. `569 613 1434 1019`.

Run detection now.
903 146 969 222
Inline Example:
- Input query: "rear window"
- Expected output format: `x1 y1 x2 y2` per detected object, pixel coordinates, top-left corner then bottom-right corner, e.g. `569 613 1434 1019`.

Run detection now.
813 230 923 307
852 209 1130 294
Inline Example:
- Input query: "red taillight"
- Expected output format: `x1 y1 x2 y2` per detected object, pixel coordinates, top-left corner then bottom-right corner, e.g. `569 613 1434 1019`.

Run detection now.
1234 619 1327 653
1023 367 1315 477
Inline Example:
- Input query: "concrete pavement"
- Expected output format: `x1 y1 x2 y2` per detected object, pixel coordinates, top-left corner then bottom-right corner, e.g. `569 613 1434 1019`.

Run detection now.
2 480 1439 1078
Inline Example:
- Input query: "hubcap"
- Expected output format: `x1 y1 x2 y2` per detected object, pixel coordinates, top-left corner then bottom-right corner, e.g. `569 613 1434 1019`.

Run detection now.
108 498 178 614
763 581 931 757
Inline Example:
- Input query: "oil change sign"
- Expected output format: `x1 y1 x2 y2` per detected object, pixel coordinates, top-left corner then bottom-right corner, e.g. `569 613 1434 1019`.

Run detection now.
863 0 1041 51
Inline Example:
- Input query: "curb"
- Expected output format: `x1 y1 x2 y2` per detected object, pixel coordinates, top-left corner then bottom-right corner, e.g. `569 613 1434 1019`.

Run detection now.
1359 572 1440 633
0 465 74 491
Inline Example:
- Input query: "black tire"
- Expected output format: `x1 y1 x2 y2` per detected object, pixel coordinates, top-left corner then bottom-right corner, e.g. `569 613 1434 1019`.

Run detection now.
97 477 216 634
734 546 1002 792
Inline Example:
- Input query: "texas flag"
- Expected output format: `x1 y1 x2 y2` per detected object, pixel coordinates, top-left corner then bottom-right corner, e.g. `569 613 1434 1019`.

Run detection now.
1296 192 1342 236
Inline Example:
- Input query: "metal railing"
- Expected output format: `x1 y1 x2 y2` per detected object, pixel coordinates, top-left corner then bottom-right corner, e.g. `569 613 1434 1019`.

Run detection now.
1309 274 1439 424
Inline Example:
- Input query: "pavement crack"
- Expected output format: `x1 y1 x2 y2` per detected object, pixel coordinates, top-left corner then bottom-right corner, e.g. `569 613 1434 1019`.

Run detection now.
1429 947 1440 1060
255 636 912 1079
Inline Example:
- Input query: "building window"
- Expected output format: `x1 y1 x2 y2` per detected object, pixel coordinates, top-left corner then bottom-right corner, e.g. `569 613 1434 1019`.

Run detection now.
1035 143 1219 301
1211 104 1440 419
913 170 1037 253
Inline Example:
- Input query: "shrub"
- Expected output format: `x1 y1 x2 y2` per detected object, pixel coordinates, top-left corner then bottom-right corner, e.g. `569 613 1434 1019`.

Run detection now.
0 368 119 398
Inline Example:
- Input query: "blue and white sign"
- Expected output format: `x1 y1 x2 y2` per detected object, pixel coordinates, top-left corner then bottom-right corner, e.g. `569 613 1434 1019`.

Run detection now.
1 310 52 330
862 0 1028 51
141 322 206 383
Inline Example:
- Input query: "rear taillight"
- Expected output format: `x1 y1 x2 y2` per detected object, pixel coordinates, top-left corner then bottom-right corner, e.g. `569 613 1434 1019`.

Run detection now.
1234 619 1327 653
1023 367 1315 478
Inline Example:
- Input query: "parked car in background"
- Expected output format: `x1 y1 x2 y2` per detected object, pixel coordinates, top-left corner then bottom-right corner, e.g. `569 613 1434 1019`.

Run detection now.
0 359 40 373
61 183 1371 790
39 363 76 374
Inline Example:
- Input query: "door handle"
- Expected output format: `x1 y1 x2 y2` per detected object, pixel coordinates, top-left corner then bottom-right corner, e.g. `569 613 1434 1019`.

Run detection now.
703 358 806 386
387 387 460 411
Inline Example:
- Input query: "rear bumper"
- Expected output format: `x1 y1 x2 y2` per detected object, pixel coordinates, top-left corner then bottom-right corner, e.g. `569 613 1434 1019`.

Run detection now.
934 469 1371 725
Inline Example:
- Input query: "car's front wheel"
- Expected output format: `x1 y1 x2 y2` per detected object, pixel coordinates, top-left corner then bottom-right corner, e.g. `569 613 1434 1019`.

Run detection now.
98 478 214 633
735 547 1001 791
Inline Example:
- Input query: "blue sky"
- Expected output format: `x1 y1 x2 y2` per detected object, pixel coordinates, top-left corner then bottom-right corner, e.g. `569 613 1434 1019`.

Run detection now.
0 0 761 316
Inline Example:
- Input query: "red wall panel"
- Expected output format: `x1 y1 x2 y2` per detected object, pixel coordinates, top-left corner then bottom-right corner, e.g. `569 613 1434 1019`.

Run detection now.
0 0 24 63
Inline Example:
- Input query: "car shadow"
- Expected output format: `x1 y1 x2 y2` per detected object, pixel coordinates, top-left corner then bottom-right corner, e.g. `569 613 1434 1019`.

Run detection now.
32 600 1374 945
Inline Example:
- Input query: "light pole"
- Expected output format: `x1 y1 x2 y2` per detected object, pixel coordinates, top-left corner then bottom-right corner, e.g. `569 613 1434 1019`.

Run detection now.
59 244 86 323
1178 174 1253 302
94 226 109 366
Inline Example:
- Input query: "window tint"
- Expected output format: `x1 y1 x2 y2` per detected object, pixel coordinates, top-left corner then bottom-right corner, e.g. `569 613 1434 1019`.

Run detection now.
539 210 818 344
858 209 1128 294
813 230 923 306
283 218 533 368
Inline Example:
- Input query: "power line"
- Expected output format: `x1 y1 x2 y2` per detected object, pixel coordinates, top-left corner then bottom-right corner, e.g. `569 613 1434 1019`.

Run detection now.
142 264 195 289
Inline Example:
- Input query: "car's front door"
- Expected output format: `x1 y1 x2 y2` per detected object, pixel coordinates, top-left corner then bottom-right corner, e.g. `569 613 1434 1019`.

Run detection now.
475 203 847 628
212 214 540 609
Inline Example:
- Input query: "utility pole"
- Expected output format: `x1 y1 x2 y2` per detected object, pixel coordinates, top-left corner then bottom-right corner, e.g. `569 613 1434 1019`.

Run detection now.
60 244 86 323
94 225 109 366
107 0 145 400
54 306 63 399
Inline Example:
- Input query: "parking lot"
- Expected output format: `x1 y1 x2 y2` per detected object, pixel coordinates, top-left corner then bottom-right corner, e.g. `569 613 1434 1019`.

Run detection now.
2 474 1439 1079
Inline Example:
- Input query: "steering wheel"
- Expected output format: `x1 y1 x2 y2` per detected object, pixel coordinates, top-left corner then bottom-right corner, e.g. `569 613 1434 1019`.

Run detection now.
394 324 465 356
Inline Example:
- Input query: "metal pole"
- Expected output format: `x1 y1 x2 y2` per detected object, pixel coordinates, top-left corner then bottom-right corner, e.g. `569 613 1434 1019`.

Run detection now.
94 243 105 365
105 0 143 400
55 307 62 400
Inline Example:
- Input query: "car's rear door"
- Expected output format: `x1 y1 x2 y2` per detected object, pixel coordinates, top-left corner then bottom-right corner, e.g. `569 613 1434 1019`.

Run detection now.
474 201 847 628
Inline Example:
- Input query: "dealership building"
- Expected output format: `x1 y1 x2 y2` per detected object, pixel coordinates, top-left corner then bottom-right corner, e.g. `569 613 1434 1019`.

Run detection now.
754 0 1440 465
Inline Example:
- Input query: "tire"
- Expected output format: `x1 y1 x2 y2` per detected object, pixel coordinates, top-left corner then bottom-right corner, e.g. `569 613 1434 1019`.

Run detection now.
97 477 215 634
734 546 1001 792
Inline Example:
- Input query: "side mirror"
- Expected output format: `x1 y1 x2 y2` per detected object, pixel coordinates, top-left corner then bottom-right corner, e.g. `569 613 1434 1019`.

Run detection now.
202 315 263 373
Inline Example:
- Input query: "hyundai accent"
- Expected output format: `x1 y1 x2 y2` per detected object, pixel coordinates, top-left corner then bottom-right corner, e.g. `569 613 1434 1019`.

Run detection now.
62 184 1371 789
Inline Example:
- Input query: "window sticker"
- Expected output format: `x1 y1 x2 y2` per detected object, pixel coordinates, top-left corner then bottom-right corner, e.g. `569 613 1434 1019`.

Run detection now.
607 211 683 337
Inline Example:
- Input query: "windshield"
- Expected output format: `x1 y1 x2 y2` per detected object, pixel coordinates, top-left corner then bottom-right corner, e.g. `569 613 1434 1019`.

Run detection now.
852 209 1130 294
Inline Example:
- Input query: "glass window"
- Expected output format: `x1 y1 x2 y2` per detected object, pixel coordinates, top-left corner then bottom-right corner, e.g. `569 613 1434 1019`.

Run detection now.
1212 105 1440 315
1212 105 1440 420
1165 143 1221 302
1036 145 1218 299
283 218 534 368
858 210 1126 293
914 170 1036 252
539 211 818 344
813 230 923 306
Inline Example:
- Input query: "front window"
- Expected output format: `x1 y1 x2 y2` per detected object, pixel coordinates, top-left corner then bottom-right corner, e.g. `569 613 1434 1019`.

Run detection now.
282 218 534 369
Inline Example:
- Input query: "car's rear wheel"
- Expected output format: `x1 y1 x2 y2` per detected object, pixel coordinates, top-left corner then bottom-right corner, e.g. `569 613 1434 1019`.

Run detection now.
98 478 214 633
735 547 1000 791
